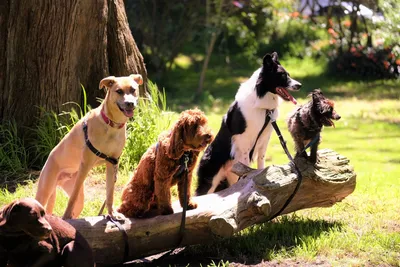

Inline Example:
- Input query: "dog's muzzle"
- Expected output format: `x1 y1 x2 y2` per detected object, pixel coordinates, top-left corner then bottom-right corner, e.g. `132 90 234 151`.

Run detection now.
118 101 136 118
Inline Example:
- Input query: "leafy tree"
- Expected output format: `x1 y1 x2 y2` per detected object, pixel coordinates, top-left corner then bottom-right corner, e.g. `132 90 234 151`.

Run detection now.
196 0 293 97
377 0 400 45
125 1 204 80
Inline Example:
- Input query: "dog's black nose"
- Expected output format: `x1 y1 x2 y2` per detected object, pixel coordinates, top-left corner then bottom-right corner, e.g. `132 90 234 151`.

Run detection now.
293 83 302 90
125 102 135 109
336 115 341 120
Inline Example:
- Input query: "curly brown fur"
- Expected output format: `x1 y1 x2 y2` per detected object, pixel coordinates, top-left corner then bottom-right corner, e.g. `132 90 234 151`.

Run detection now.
287 89 341 164
0 198 94 267
118 108 213 218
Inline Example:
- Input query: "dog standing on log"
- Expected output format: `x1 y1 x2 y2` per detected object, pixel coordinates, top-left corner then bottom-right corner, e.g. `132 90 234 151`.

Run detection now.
118 109 213 218
35 74 143 219
196 52 301 195
0 198 94 267
287 89 341 164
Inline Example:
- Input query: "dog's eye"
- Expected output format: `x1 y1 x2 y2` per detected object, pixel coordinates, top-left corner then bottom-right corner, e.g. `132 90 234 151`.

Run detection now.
130 88 136 94
116 89 124 95
281 73 287 79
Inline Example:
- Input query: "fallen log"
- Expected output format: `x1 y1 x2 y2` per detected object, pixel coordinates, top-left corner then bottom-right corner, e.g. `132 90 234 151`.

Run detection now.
67 149 356 266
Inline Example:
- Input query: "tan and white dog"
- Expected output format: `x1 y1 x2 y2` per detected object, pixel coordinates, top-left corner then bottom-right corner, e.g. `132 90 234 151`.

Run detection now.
35 74 143 219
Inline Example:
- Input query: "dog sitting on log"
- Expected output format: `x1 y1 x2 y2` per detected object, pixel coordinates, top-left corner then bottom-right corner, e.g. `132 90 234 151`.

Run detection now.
287 89 341 163
118 108 213 218
0 198 94 267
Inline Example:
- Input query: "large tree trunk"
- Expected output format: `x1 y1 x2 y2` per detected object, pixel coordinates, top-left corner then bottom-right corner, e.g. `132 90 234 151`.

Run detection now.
67 149 356 266
0 0 147 129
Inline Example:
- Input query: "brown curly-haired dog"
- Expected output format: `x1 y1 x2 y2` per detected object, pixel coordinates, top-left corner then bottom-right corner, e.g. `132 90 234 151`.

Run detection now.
118 108 213 218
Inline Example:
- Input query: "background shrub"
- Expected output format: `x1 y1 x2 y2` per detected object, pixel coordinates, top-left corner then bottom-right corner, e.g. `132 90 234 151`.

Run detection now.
119 81 173 172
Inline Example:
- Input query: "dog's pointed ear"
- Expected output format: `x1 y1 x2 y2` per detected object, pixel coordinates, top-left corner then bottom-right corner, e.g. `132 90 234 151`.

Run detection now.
271 52 279 62
262 53 275 70
99 76 117 90
130 74 143 86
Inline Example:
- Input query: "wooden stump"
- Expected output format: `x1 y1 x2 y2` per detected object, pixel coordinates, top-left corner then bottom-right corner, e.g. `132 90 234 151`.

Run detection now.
67 149 356 265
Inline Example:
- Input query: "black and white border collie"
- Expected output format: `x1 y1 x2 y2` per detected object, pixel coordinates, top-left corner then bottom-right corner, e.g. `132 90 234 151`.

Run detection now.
196 52 301 195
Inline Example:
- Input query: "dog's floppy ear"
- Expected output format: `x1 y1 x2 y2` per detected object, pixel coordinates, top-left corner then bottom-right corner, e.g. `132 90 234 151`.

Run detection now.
166 121 185 159
99 76 117 90
0 201 18 228
130 74 143 86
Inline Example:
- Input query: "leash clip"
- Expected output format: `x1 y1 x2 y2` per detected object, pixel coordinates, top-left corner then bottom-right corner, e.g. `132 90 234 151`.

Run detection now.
183 154 189 170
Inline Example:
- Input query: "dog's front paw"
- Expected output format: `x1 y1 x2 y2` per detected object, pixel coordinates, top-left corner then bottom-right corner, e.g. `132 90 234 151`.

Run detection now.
160 206 174 215
62 210 74 220
108 210 126 221
187 200 198 210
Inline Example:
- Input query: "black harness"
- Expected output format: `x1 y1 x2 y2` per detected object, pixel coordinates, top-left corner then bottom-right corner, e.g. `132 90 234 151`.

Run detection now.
82 119 119 165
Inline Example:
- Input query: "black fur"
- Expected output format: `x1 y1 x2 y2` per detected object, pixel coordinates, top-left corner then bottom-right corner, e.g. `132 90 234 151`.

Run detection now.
195 102 245 196
287 89 341 164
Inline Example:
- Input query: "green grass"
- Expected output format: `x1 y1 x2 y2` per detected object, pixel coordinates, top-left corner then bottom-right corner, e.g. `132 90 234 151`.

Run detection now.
1 56 399 266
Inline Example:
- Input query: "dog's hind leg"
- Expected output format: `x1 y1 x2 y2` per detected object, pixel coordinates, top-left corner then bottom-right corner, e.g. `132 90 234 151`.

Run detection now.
207 167 228 194
35 158 60 211
309 138 320 164
62 154 95 219
61 176 85 219
45 191 57 215
154 177 174 215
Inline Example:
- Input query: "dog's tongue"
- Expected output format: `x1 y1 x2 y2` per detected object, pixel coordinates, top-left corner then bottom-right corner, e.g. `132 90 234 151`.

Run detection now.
288 94 297 105
277 87 297 105
123 109 134 118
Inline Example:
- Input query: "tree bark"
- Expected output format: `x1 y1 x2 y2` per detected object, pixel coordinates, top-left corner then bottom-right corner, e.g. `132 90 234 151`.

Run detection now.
67 149 356 266
0 0 147 128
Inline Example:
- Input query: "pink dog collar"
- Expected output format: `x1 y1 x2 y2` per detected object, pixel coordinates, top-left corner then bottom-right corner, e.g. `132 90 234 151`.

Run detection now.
101 109 125 129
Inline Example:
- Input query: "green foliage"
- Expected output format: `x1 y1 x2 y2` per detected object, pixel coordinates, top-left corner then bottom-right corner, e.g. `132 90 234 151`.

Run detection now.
28 85 90 169
0 121 28 175
119 81 173 171
205 260 230 267
126 1 204 79
28 108 62 168
261 15 328 58
328 45 400 78
377 0 400 45
57 84 91 137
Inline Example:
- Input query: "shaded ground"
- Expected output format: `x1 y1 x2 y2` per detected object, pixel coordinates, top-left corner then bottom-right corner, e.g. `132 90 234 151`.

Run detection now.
124 248 332 267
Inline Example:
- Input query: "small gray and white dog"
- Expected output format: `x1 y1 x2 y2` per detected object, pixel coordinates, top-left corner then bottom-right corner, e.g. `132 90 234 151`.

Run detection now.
287 89 341 164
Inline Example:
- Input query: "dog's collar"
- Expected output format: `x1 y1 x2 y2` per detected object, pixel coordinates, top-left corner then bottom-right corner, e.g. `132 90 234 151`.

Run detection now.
101 109 125 129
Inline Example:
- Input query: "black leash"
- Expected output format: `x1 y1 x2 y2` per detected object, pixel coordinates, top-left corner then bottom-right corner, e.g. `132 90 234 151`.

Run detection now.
150 143 191 262
249 109 273 161
268 116 303 220
106 215 130 265
177 153 190 244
